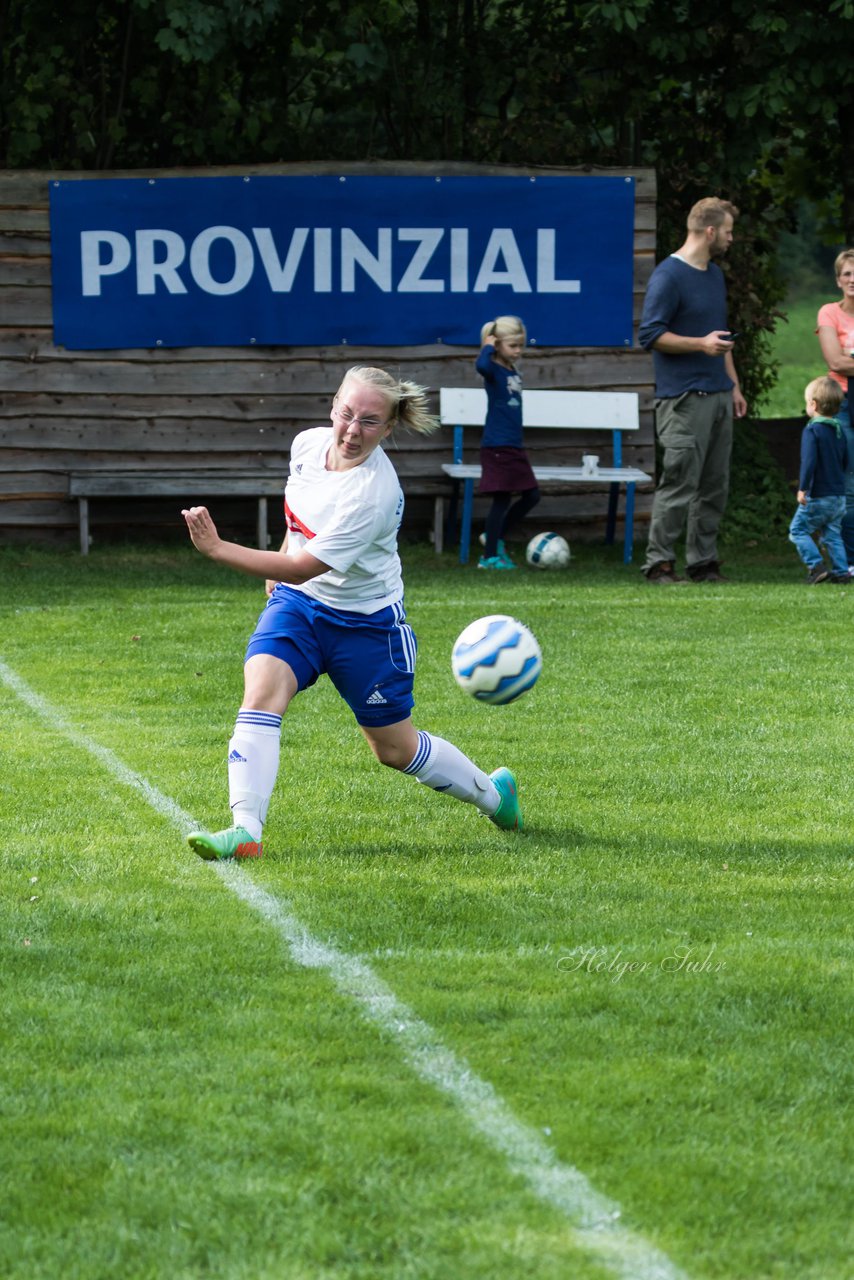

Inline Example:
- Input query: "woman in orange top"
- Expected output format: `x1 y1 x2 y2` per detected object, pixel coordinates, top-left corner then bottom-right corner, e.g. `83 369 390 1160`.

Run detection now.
817 249 854 565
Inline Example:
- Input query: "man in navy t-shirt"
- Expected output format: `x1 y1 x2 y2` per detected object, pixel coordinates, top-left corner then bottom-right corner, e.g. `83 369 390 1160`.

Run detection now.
638 197 748 583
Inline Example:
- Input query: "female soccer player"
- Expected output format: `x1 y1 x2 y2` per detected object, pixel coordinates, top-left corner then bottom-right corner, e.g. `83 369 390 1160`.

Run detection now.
182 366 522 859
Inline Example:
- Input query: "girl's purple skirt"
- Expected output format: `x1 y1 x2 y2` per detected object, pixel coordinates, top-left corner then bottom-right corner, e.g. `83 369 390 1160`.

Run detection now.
478 446 537 494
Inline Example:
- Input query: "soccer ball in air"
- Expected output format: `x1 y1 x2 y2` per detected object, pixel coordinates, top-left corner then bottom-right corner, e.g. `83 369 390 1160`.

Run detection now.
451 614 542 705
526 532 571 569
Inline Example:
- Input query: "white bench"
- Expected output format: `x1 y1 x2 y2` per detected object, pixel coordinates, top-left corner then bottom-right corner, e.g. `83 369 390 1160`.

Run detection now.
436 388 652 564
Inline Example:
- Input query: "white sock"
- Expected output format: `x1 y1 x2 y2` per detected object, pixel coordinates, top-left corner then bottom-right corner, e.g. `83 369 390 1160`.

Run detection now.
403 730 499 815
227 709 282 840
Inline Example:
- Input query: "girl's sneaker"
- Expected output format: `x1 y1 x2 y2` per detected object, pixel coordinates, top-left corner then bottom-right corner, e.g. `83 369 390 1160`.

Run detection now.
478 555 516 570
478 533 515 567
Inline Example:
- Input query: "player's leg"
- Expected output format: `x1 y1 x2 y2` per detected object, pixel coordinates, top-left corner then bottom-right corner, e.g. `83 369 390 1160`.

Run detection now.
360 719 523 832
187 655 297 861
326 600 523 831
227 653 297 836
188 586 321 861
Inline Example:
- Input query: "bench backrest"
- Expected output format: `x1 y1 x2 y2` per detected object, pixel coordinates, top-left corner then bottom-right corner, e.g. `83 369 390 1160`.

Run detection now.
438 388 640 465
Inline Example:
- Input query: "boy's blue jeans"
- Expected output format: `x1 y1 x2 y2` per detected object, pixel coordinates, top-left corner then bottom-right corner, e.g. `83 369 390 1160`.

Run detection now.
789 495 848 574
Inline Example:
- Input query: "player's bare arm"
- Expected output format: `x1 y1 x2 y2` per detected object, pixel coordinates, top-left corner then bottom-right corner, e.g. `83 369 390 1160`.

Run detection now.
266 533 288 596
182 505 329 584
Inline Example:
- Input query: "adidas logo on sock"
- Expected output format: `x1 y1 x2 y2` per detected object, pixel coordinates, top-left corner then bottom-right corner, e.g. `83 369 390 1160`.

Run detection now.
228 749 247 763
366 688 388 705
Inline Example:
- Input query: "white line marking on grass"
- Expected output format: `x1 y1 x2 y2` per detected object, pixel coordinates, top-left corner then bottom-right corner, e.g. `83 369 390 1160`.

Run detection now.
1 656 688 1280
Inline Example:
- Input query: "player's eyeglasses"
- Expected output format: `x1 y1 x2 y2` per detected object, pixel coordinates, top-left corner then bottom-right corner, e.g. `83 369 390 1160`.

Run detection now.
332 403 390 432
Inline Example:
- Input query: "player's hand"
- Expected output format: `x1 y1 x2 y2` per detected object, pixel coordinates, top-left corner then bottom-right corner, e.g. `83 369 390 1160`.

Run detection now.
733 387 748 419
182 505 221 557
265 579 279 597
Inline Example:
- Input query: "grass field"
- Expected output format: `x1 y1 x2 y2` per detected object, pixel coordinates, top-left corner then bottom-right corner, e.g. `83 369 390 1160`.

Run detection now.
2 540 852 1280
760 292 836 418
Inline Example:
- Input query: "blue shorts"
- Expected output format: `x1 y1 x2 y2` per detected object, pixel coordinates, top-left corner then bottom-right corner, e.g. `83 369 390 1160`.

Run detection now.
245 584 417 727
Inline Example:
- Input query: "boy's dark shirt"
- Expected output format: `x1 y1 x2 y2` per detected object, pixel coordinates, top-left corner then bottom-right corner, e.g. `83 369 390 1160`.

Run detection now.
799 416 848 497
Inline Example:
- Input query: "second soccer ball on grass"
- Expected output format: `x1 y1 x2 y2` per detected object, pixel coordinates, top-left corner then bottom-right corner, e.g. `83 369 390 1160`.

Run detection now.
526 532 571 569
451 614 542 705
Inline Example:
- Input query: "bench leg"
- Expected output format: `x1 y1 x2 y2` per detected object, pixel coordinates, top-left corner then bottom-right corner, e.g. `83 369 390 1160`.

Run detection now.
447 479 460 549
605 482 618 546
460 478 475 565
623 483 636 563
433 497 444 554
257 497 268 549
78 497 90 555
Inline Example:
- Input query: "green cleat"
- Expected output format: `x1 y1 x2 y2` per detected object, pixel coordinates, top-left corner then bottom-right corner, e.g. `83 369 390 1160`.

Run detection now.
489 767 523 832
187 825 263 861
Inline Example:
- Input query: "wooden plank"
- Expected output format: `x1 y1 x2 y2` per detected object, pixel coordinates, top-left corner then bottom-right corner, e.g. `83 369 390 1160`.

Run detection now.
0 323 657 360
0 396 655 432
0 380 654 422
0 391 331 421
68 471 289 498
0 259 51 286
1 288 52 325
0 418 297 451
0 497 73 524
0 210 49 233
0 164 656 209
0 413 652 453
0 235 51 256
0 440 653 488
0 447 287 471
0 357 655 397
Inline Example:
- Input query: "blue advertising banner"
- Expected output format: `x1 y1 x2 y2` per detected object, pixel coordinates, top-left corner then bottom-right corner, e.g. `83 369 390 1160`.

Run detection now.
49 174 635 350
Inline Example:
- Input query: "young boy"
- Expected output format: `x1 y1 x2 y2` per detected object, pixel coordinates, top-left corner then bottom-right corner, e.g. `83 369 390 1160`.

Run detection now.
789 375 850 584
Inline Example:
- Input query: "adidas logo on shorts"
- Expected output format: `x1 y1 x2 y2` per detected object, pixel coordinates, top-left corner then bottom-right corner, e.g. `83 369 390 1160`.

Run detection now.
366 688 388 705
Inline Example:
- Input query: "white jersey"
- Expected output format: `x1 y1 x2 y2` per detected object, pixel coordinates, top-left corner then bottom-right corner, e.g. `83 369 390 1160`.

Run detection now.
283 427 405 613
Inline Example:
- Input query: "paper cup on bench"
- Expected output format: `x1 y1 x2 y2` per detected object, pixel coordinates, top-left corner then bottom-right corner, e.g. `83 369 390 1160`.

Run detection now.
581 455 600 477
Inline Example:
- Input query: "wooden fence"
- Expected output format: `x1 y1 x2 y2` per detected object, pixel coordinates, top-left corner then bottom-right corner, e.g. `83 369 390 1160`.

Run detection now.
0 161 656 549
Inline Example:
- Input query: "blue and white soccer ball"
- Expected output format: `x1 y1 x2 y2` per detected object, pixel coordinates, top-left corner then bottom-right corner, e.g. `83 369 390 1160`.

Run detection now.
451 614 542 705
526 532 571 569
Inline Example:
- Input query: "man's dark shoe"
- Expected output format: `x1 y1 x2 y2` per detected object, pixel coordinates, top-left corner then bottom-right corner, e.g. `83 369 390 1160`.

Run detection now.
829 571 852 584
644 560 683 584
806 564 830 585
688 560 728 583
